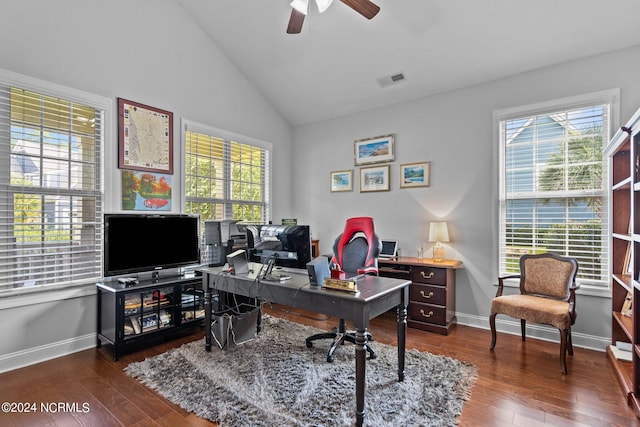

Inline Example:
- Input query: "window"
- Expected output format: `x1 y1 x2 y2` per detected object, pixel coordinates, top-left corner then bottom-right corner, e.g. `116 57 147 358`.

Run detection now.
0 74 106 292
183 121 270 226
497 91 617 287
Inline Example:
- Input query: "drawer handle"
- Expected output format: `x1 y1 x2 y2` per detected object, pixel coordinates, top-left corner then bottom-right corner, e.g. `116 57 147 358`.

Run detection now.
420 309 434 318
421 271 434 279
420 290 434 299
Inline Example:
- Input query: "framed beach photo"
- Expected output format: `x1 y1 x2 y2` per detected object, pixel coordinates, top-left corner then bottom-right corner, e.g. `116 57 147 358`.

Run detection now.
330 170 353 192
360 165 390 192
354 134 395 165
400 162 430 188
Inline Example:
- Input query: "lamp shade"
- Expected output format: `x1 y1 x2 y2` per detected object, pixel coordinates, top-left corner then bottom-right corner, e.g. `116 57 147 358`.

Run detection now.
291 0 333 15
290 0 309 14
429 222 450 243
315 0 333 12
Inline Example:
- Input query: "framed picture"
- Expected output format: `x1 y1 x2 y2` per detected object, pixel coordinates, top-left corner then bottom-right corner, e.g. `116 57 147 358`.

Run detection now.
354 134 394 165
400 162 430 188
121 170 172 211
330 170 353 192
360 165 390 192
623 243 633 276
142 313 159 332
118 98 174 174
622 291 633 317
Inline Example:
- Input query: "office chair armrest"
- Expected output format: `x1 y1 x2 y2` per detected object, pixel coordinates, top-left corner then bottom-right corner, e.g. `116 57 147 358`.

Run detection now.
496 274 520 297
357 266 379 276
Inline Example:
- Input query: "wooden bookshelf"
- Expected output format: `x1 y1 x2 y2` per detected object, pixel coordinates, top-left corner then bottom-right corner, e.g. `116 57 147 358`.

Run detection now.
605 107 640 417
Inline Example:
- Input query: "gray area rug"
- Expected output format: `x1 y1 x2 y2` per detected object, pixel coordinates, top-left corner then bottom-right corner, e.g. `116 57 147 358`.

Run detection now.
125 315 477 426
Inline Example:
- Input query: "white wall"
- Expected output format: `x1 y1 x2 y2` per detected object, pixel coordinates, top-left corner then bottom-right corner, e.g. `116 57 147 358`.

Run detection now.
0 0 293 216
0 0 292 371
291 44 640 347
1 0 638 371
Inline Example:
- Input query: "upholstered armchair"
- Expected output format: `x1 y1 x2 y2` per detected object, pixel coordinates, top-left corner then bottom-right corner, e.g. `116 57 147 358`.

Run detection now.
489 253 579 374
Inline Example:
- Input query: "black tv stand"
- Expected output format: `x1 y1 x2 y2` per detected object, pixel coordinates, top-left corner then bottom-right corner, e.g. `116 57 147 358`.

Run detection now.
96 273 208 361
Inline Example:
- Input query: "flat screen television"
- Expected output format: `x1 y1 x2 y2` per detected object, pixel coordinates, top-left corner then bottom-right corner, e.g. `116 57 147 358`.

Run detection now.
246 224 311 269
104 214 200 277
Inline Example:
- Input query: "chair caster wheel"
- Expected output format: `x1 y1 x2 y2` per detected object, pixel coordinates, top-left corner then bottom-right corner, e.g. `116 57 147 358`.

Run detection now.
306 340 313 348
327 356 334 363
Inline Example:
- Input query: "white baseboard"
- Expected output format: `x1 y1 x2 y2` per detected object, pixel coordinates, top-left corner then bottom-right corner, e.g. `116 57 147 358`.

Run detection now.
456 313 609 352
0 333 96 374
0 312 611 374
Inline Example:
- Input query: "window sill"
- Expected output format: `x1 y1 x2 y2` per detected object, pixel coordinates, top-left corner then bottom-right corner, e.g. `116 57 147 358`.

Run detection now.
0 281 97 310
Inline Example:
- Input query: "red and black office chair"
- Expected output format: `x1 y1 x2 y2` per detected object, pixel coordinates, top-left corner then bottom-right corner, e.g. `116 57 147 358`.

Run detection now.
305 216 381 362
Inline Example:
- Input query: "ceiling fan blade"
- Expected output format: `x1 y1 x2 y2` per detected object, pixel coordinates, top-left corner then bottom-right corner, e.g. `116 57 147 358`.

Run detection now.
340 0 380 19
287 8 305 34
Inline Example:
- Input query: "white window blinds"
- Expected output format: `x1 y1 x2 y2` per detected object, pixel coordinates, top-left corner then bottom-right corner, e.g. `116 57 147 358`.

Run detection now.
0 82 104 291
183 122 270 225
498 99 611 286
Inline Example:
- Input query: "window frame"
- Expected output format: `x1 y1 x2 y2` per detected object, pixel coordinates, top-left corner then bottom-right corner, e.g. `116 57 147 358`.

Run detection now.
181 119 272 226
494 89 619 297
0 68 111 300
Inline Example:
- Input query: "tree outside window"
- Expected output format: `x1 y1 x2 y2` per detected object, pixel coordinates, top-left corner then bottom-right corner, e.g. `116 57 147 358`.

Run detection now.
184 127 269 234
500 104 609 284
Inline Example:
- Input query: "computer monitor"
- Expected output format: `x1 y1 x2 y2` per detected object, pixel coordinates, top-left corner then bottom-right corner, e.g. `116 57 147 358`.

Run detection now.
379 240 398 259
246 224 312 269
227 249 249 275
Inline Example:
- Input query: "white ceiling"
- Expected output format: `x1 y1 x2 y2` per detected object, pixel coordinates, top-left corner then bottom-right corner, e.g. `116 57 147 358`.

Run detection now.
175 0 640 127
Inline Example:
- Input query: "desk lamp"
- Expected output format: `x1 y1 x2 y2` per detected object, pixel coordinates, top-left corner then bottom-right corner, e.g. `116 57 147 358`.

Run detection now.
429 222 449 262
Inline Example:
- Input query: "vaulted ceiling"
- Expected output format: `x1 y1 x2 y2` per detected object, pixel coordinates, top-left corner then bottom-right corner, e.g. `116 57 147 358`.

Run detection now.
175 0 640 127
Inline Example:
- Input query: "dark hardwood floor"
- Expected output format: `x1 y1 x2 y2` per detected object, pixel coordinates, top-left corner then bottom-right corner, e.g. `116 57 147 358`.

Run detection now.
1 304 638 426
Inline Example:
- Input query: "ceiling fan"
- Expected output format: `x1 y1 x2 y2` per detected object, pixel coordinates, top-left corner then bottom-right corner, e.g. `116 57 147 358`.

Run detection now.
287 0 380 34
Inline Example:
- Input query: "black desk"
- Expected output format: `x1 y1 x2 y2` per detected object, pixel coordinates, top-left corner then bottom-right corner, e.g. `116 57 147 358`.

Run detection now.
199 264 410 427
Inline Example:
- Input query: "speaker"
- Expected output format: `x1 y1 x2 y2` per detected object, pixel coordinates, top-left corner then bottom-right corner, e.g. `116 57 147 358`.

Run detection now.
207 245 226 267
306 256 330 286
204 221 222 246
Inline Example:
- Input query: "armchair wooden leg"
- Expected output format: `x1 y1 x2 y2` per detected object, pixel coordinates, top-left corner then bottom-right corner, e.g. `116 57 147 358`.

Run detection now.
567 327 574 356
489 313 497 350
559 328 568 375
520 319 526 341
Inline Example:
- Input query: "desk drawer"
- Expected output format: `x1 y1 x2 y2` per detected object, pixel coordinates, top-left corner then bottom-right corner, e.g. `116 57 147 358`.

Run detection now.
411 266 446 285
408 302 446 326
410 284 446 306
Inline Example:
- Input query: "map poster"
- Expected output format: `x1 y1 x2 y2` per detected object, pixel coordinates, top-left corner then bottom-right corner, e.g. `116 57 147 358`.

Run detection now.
118 98 173 174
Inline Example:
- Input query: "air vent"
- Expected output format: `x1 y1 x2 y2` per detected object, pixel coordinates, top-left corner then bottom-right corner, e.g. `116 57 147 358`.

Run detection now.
376 71 407 88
